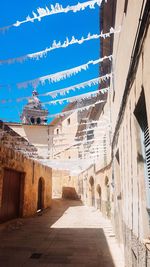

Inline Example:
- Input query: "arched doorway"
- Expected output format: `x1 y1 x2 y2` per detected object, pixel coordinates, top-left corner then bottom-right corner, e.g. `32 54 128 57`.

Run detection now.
105 176 110 217
89 176 95 207
37 177 45 211
96 184 101 210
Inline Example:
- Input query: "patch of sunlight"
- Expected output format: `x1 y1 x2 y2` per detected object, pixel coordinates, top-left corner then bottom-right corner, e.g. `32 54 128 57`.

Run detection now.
50 206 105 228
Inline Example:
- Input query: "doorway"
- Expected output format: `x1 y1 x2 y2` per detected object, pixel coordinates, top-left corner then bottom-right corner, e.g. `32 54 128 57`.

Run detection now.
89 176 95 207
96 184 101 210
37 177 45 210
0 169 23 223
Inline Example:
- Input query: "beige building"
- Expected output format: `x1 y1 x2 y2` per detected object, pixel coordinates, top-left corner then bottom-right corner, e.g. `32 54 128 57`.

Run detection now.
50 94 108 199
109 0 150 266
7 122 53 159
50 103 79 159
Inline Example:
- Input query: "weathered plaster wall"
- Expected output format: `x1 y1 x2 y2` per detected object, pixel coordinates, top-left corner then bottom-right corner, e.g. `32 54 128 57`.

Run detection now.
0 145 52 218
109 1 150 266
78 164 112 220
52 169 78 199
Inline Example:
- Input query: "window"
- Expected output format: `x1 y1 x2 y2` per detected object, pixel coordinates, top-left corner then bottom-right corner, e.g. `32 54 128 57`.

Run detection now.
134 89 150 214
87 129 94 141
67 118 70 125
56 129 59 135
37 117 41 124
30 117 35 124
124 0 128 14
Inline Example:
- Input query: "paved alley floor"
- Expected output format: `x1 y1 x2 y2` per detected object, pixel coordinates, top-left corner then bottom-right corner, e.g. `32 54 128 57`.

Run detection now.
0 199 124 267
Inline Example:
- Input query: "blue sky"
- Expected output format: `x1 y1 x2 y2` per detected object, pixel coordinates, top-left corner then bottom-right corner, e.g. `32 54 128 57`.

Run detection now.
0 0 100 123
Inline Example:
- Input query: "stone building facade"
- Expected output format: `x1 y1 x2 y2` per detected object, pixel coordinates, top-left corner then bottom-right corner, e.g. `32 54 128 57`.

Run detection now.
109 0 150 266
49 92 107 199
74 1 150 266
0 121 52 223
78 0 150 266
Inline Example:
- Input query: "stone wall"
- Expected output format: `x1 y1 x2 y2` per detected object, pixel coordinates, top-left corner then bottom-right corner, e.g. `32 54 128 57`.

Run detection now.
123 222 150 267
7 123 54 159
98 1 150 266
0 144 52 219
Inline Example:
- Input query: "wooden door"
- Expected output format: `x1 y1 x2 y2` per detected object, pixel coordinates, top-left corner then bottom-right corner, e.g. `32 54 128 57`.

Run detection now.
0 169 21 223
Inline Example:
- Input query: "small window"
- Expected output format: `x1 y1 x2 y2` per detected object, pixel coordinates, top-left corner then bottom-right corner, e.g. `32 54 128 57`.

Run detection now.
30 117 35 124
124 0 128 14
67 118 70 125
87 129 94 141
37 117 41 124
56 129 59 135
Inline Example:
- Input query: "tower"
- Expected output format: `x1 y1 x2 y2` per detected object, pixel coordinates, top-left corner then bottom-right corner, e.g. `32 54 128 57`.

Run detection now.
21 90 48 124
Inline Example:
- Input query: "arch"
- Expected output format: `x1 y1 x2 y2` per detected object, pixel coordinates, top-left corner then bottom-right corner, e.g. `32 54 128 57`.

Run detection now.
89 176 95 207
105 176 111 217
105 176 109 186
96 184 101 196
96 184 102 210
37 177 45 211
89 176 94 187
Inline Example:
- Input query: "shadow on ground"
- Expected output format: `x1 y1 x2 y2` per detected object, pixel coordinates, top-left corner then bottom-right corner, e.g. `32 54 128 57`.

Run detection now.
0 199 115 267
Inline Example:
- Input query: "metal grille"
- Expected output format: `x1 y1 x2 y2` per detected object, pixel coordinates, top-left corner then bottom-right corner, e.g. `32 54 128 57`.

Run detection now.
134 90 150 218
143 126 150 212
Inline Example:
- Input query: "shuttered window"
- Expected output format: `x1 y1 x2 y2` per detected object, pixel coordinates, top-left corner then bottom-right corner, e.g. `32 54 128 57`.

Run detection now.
134 89 150 216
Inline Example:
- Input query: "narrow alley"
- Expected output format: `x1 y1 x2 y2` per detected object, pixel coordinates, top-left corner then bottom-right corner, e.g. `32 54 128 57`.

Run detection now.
0 199 124 267
0 1 150 266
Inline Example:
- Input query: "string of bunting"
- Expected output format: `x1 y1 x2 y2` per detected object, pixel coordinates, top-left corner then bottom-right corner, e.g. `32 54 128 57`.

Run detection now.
0 28 119 65
20 98 106 120
15 74 111 103
52 132 105 141
44 90 99 105
76 124 110 134
53 136 108 148
0 0 106 33
0 55 112 90
22 98 106 119
0 79 110 105
44 88 109 105
52 113 109 129
47 99 106 118
17 55 112 89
